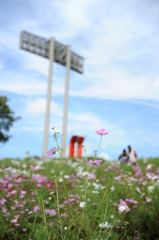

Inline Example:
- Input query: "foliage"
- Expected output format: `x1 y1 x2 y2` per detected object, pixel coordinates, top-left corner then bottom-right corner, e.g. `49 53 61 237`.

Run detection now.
0 96 21 143
0 156 159 239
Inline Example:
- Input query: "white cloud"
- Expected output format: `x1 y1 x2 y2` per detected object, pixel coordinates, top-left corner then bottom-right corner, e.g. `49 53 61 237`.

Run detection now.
0 75 64 96
25 97 63 117
70 68 159 100
98 152 110 160
128 99 159 109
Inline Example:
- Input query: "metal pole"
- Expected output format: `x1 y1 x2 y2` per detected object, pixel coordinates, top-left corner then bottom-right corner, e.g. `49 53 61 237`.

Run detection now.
42 37 55 158
61 45 71 158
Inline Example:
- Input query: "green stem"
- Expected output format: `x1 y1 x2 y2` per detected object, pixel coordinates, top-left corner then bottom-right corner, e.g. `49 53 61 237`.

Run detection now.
63 177 72 231
94 135 102 159
35 191 50 240
86 179 111 240
55 180 63 240
93 196 109 239
77 165 89 240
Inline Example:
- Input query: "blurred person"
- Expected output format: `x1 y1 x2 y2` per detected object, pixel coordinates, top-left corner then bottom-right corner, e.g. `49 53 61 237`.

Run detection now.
127 145 137 166
118 149 129 165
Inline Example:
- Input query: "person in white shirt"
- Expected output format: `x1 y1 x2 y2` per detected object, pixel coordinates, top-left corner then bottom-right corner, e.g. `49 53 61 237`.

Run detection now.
127 145 137 166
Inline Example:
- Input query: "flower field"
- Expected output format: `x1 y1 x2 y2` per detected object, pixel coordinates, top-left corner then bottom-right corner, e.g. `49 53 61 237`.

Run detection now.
0 129 159 240
1 155 159 240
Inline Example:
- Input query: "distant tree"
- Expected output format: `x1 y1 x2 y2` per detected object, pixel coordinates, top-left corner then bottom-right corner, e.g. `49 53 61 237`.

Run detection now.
0 96 21 143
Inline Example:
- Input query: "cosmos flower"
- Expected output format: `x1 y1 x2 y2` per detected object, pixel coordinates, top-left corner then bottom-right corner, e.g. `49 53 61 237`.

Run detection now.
79 202 86 208
88 159 102 167
47 147 58 156
99 221 112 228
96 129 109 135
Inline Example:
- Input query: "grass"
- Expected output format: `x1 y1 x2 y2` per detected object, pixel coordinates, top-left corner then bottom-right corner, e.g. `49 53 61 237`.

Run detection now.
0 130 159 240
0 156 159 240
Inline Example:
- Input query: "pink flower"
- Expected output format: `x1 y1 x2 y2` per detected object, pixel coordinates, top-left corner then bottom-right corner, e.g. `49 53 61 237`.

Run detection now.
119 199 127 206
19 195 24 198
146 198 151 202
2 207 7 213
0 199 6 205
88 159 102 167
21 191 26 195
23 228 27 232
96 129 109 135
11 190 17 195
47 147 58 156
75 194 80 198
11 219 17 223
125 199 137 204
28 211 33 214
34 205 40 213
50 209 56 217
61 213 67 217
30 165 35 169
134 237 139 239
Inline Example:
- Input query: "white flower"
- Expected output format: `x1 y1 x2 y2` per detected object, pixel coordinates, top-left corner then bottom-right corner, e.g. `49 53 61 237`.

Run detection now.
99 221 112 228
146 173 152 179
92 191 99 194
110 185 115 192
118 204 128 212
64 175 70 179
147 164 153 169
142 181 147 186
82 171 91 178
50 191 54 195
152 175 158 181
48 197 52 200
79 202 86 208
146 198 151 202
64 227 67 230
59 177 63 182
148 185 155 192
110 215 114 218
155 180 159 186
136 187 141 193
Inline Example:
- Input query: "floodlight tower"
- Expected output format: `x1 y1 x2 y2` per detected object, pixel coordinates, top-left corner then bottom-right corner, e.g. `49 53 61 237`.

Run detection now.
19 31 84 158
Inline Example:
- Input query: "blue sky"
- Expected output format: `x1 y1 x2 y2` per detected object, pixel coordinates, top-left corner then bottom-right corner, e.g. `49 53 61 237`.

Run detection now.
0 0 159 160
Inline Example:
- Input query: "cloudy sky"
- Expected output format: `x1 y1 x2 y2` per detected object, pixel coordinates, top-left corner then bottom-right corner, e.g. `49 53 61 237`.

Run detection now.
0 0 159 160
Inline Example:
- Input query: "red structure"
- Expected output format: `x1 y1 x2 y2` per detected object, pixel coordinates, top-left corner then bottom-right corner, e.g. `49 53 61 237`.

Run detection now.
69 136 84 158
